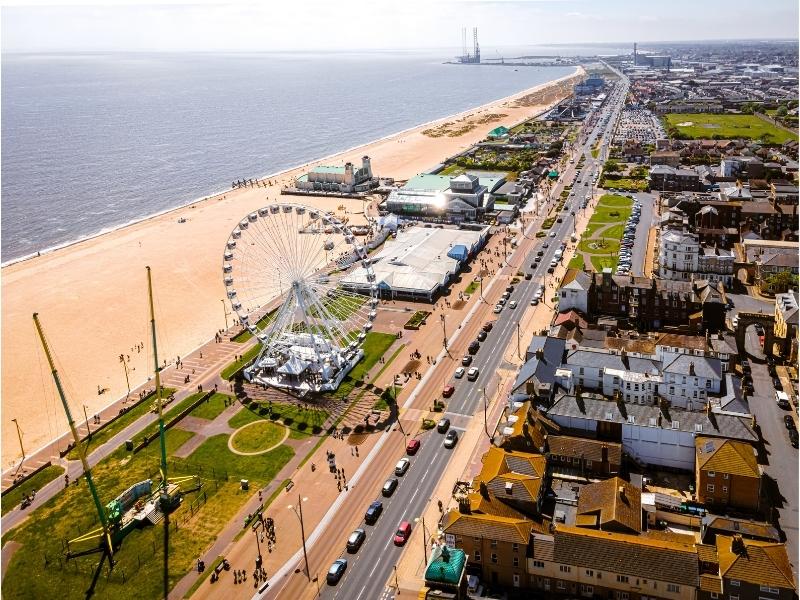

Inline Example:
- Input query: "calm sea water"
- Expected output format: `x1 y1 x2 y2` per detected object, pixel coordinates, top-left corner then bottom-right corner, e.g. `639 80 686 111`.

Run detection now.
1 51 575 262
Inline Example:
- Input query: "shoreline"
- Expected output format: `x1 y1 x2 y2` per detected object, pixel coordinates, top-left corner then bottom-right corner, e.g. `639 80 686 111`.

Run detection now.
2 67 579 269
1 66 583 467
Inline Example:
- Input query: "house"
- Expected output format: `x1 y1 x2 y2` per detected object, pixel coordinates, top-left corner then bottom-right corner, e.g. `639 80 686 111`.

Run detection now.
695 437 761 512
475 447 548 516
546 435 622 477
773 290 798 362
512 336 566 402
661 354 723 410
574 477 642 534
649 165 701 192
557 269 592 314
650 150 681 168
496 401 550 454
695 535 796 600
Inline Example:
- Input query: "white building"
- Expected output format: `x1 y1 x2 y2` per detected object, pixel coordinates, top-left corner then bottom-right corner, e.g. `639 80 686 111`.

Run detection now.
660 354 722 410
295 156 375 193
602 368 662 405
558 270 591 314
658 227 734 286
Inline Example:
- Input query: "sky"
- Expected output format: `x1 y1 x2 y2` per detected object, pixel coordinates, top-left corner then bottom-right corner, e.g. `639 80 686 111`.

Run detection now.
1 0 798 53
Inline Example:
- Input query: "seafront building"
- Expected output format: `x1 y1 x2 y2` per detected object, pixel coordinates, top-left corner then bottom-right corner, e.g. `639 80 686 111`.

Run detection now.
294 156 377 193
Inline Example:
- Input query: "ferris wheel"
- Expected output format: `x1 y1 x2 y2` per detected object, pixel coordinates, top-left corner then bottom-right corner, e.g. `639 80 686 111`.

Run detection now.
223 203 378 395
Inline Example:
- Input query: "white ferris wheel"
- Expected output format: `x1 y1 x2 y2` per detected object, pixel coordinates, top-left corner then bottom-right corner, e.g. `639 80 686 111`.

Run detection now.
223 203 378 395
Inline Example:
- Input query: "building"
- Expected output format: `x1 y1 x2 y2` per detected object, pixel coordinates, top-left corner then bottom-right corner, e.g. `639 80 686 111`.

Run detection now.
773 290 798 361
294 156 375 193
738 239 800 293
649 165 701 192
385 173 505 223
423 545 468 599
574 477 642 534
558 269 727 334
547 393 758 471
477 447 548 516
512 336 566 402
696 535 796 600
529 526 698 599
719 156 765 179
341 225 488 301
558 270 591 315
695 437 761 512
658 229 735 286
650 150 682 167
661 354 723 410
546 435 622 477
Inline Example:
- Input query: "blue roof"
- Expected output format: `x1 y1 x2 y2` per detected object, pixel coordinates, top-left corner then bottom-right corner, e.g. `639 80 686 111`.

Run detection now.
447 244 469 261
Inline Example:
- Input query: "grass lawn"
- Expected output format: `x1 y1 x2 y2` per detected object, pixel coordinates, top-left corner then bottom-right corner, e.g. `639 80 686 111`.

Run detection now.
229 402 329 439
330 331 396 400
662 113 797 144
67 388 176 460
1 465 65 516
232 309 277 343
568 255 585 270
191 393 233 421
602 224 626 240
464 281 479 294
229 421 287 453
589 205 632 223
221 344 261 380
597 194 633 208
439 164 465 176
600 177 647 192
590 255 618 272
579 238 620 255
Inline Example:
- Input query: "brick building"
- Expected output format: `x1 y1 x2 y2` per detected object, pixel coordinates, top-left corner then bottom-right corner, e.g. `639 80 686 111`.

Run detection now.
695 437 762 512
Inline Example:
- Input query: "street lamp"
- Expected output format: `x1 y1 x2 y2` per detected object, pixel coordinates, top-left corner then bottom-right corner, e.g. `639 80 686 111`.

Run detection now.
288 496 311 581
221 299 229 330
83 405 92 441
414 515 429 566
440 314 448 352
252 518 264 562
482 387 491 442
119 354 131 399
11 418 25 471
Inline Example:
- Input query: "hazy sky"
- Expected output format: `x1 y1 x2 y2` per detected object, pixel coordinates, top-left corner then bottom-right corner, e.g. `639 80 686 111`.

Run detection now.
2 0 798 53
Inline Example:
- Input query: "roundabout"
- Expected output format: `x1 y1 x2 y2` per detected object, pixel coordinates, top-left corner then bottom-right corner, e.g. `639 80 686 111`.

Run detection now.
228 420 289 456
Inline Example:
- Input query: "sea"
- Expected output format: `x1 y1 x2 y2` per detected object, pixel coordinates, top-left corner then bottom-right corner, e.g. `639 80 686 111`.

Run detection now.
1 50 583 263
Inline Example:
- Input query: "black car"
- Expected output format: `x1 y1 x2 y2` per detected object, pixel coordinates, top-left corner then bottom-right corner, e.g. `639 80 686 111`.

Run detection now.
547 266 555 274
789 428 799 448
364 501 383 524
382 478 398 497
461 355 473 366
477 330 487 341
346 529 366 553
506 285 515 293
784 415 796 430
525 273 532 280
774 377 783 391
437 418 451 433
327 559 347 584
468 341 480 355
754 323 765 335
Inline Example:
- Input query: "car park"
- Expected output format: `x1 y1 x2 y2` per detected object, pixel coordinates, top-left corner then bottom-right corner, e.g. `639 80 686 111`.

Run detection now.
347 529 366 553
406 439 421 455
394 458 410 476
437 418 451 433
327 558 348 584
382 478 398 496
393 521 412 546
461 355 473 366
442 385 455 398
443 430 459 449
365 501 383 524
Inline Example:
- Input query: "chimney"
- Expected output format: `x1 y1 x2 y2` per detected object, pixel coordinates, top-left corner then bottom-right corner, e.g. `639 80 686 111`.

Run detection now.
601 445 608 463
458 496 471 514
505 482 514 495
689 362 696 376
731 535 746 555
479 481 489 499
618 485 626 500
535 347 544 360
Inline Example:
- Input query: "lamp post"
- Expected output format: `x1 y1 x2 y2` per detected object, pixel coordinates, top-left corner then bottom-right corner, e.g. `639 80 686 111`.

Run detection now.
119 354 131 399
288 496 311 581
221 299 229 330
440 314 447 352
414 515 429 566
252 519 263 562
516 322 521 359
83 405 92 441
11 418 25 469
482 387 490 441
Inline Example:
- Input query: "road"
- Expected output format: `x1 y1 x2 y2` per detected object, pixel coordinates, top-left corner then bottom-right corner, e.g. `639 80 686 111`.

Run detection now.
260 75 630 600
630 191 655 276
748 359 799 580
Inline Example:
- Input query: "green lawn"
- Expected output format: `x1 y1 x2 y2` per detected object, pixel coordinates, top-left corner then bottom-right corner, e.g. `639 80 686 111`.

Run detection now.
439 164 465 176
464 281 479 294
568 255 585 270
600 176 647 192
330 331 396 400
67 388 176 460
579 238 620 255
602 224 626 240
229 421 287 453
1 465 65 516
579 195 632 272
229 402 329 439
590 255 619 272
597 194 634 208
191 393 233 421
662 113 797 144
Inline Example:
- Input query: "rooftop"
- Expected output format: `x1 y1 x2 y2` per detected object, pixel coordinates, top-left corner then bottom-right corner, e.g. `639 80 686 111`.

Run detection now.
716 535 795 590
575 477 642 534
695 436 760 478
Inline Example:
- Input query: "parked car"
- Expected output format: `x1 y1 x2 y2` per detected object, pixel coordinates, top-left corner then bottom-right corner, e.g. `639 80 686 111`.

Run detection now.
394 458 410 476
525 272 532 280
482 321 494 332
468 341 480 354
462 355 473 366
531 298 540 306
326 559 348 584
784 415 796 429
477 330 487 341
444 430 459 449
382 478 398 497
347 529 366 553
437 418 451 433
393 521 412 546
364 501 383 524
508 300 518 309
493 304 503 314
467 367 480 381
442 385 455 398
790 428 799 448
776 391 791 410
773 377 783 391
454 367 465 379
406 439 421 455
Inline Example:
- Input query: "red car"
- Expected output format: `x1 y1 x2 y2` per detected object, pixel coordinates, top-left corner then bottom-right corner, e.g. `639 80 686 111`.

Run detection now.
482 321 494 332
442 385 455 398
406 439 420 455
393 521 412 546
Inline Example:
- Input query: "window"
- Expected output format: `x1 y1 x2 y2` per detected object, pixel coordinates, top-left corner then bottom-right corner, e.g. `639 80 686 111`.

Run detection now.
560 565 572 573
710 594 719 599
759 585 780 593
512 543 519 552
474 550 481 562
491 553 498 564
728 596 738 600
616 593 629 600
513 557 519 567
532 560 544 569
707 484 715 493
723 473 729 480
581 584 594 595
617 575 629 583
585 570 594 577
490 540 497 548
666 583 680 593
557 581 566 590
731 580 740 587
723 486 728 493
708 471 716 478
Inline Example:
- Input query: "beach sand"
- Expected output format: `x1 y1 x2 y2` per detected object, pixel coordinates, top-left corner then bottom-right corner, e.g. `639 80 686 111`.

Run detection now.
1 67 582 466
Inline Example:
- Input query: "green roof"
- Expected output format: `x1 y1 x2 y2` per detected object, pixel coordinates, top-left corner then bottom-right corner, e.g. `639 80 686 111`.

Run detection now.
311 165 346 174
488 126 510 137
424 546 466 585
479 176 505 193
548 170 559 178
404 173 451 192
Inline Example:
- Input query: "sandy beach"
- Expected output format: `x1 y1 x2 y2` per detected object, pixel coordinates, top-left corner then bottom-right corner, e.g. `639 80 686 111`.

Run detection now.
1 66 582 466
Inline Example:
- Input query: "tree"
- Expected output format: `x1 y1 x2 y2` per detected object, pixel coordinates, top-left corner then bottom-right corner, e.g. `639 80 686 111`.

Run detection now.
776 105 788 117
762 271 798 293
604 159 621 174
